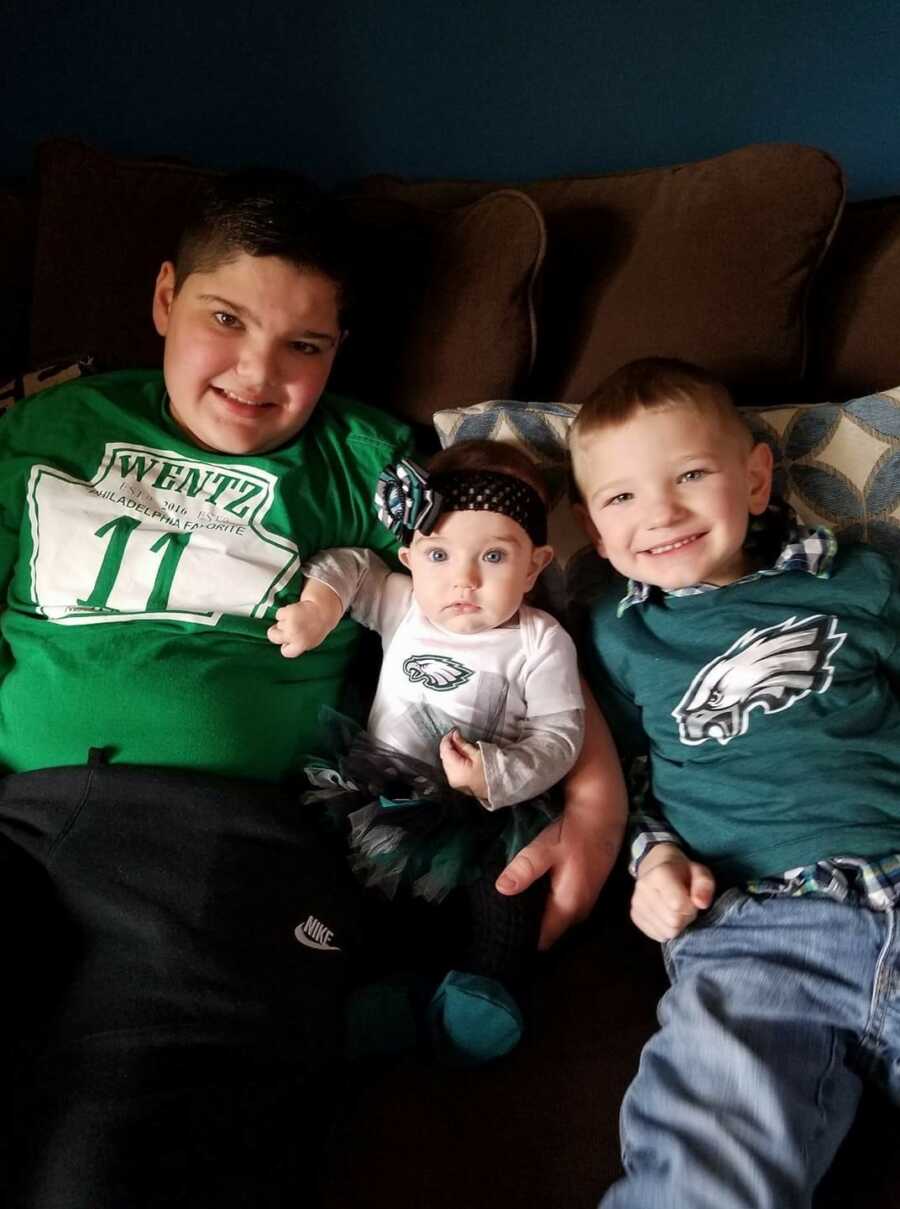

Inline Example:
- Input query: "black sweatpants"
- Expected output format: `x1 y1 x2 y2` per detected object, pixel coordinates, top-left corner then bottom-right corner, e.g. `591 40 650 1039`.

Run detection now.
0 756 364 1209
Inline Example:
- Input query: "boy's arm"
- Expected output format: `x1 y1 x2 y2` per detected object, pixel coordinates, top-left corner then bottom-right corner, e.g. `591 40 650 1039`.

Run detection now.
629 807 687 874
495 682 628 949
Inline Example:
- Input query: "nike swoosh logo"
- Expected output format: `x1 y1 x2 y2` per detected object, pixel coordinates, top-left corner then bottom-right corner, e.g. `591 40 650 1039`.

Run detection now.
294 925 341 952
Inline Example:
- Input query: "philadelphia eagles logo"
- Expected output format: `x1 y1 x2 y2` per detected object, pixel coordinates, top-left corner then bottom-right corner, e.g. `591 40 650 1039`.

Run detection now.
672 614 846 746
403 654 474 692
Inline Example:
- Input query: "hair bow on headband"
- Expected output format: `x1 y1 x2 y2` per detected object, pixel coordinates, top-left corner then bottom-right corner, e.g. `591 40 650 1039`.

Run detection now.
374 460 443 542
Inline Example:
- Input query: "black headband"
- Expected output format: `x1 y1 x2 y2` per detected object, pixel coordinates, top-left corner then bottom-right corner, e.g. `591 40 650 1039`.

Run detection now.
374 459 548 546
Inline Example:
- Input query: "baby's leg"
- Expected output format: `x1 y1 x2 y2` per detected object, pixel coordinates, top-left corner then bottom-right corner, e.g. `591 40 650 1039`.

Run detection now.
601 892 885 1209
427 867 546 1066
460 863 546 986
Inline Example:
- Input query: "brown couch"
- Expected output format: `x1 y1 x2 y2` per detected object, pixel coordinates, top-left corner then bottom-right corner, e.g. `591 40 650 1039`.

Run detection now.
3 138 900 1208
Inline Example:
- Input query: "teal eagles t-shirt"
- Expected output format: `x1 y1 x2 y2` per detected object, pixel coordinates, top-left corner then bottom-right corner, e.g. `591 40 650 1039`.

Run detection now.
586 545 900 882
0 370 413 780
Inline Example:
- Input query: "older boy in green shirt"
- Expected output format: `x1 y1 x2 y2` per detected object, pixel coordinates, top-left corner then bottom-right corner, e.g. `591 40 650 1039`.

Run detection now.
0 171 619 1208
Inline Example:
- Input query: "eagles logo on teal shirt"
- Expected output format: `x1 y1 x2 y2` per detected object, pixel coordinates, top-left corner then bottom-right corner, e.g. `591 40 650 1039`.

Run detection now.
672 613 846 746
402 655 474 691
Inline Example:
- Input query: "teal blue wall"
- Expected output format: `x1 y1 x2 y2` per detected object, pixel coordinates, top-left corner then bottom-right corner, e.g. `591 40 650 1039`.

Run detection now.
5 0 899 197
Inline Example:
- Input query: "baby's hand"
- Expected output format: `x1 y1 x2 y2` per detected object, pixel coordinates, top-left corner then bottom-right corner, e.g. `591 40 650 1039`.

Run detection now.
267 601 333 659
440 730 489 800
630 843 715 942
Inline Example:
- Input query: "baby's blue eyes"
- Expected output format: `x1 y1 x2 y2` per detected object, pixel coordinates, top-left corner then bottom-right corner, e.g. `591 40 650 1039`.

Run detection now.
680 469 708 482
422 548 505 563
606 492 633 507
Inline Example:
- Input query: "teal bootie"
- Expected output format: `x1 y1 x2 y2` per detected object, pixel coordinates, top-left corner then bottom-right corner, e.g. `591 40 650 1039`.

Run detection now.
427 970 524 1067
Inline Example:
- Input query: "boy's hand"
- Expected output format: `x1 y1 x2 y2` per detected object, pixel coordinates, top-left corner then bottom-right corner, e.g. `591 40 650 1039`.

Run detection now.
495 810 623 950
267 601 333 659
494 686 628 949
630 843 715 942
440 730 489 800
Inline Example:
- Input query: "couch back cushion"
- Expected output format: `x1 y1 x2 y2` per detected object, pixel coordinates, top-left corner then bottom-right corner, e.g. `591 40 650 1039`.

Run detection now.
28 140 544 426
809 197 900 400
328 192 544 422
364 144 846 401
29 140 211 372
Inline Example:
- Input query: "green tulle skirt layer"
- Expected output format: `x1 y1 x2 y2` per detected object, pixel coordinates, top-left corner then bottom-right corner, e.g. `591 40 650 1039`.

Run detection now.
304 711 559 904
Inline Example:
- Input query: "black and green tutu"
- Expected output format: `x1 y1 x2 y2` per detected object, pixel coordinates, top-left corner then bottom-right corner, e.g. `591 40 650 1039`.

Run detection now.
304 709 559 904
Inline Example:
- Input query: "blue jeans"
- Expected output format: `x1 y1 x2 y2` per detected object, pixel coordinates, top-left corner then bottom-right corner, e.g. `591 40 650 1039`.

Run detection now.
601 889 900 1209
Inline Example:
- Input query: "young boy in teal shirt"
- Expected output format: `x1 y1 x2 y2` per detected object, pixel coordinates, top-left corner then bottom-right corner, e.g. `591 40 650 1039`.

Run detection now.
0 171 621 1208
570 358 900 1209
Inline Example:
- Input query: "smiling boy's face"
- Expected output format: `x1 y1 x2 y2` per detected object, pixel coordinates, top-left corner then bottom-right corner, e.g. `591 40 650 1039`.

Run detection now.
571 404 773 590
153 252 342 455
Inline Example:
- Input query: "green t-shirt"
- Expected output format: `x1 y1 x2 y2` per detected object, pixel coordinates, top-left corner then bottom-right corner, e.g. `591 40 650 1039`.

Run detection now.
586 545 900 882
0 370 413 780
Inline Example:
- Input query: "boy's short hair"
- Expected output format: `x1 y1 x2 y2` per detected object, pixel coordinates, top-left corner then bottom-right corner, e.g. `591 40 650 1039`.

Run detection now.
174 170 356 323
427 439 549 506
571 357 753 451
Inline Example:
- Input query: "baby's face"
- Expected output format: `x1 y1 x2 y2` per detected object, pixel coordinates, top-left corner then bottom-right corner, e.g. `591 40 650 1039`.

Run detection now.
572 405 773 590
399 509 552 634
153 253 342 455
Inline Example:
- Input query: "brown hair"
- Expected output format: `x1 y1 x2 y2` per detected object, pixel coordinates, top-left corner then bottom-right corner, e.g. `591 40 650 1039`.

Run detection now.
427 439 550 505
570 357 752 450
173 169 356 324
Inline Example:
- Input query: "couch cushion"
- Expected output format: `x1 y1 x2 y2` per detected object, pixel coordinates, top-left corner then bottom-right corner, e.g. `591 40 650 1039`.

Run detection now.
329 192 544 424
810 197 900 400
364 144 846 400
28 140 544 426
0 355 96 415
29 140 212 373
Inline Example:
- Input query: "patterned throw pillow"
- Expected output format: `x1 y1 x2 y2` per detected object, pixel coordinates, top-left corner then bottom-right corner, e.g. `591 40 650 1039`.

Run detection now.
433 387 900 618
0 356 95 414
746 389 900 559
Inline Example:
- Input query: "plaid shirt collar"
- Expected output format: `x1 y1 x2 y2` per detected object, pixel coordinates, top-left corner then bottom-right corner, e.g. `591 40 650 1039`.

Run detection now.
617 520 838 617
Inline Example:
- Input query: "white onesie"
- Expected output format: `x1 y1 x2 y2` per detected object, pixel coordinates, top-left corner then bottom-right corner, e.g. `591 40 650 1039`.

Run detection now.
303 549 584 809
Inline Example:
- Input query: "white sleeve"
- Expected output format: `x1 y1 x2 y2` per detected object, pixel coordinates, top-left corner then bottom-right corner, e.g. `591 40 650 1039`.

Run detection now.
301 548 412 640
478 709 585 810
523 617 584 717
